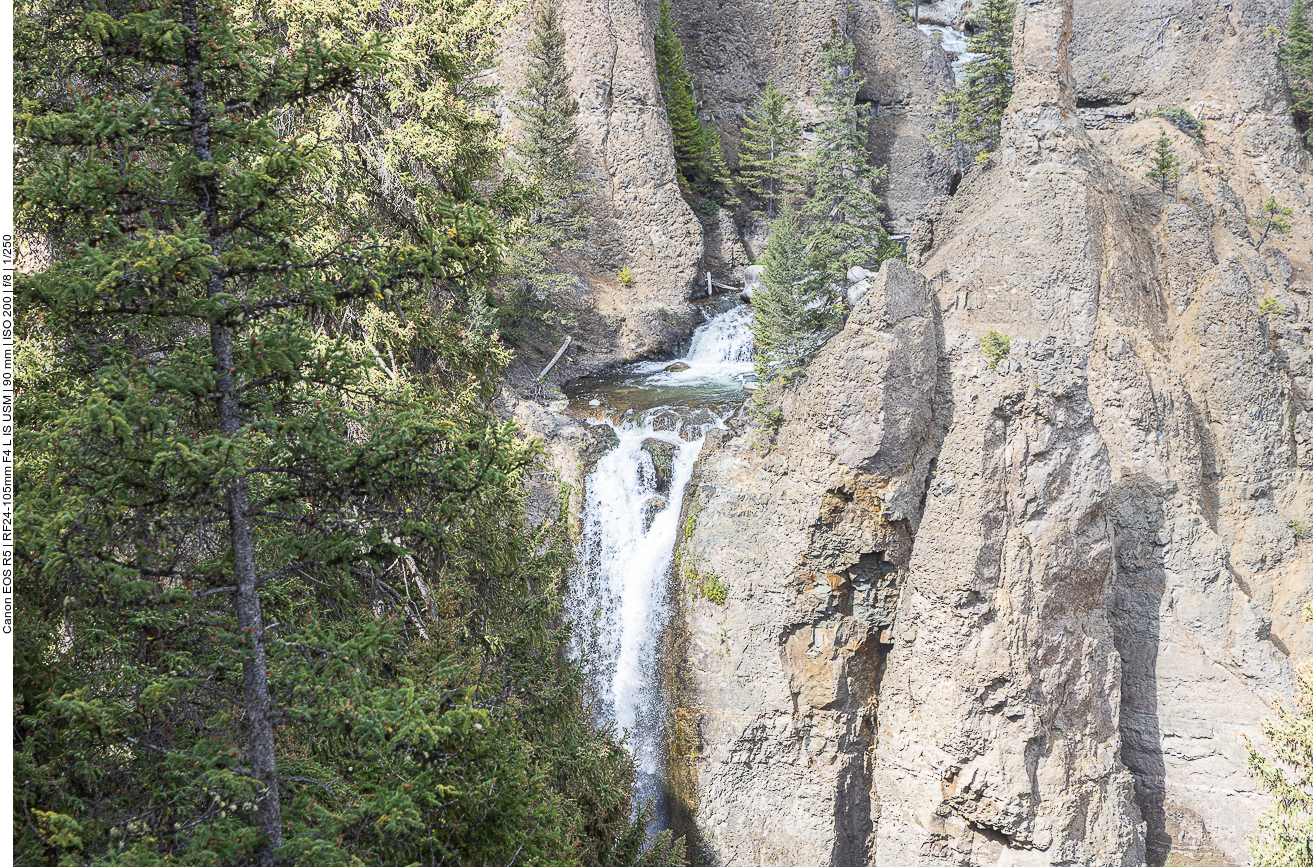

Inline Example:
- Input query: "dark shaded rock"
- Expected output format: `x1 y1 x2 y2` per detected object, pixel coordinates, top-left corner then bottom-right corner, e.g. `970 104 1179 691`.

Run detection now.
665 361 691 372
641 495 668 531
640 438 677 494
580 424 619 474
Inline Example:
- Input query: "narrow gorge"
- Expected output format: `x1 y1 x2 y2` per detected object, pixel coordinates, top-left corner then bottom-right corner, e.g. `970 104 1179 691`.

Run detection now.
496 0 1313 863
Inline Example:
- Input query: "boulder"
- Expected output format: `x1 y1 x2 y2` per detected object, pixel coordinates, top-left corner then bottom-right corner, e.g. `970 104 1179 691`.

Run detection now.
580 423 619 474
641 495 668 531
640 438 677 494
664 361 691 372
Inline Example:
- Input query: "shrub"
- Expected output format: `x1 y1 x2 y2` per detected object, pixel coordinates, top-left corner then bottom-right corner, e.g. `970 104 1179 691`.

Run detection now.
981 330 1012 369
1253 196 1295 251
1290 518 1308 540
1258 297 1288 317
703 573 728 605
617 267 637 287
1155 106 1203 139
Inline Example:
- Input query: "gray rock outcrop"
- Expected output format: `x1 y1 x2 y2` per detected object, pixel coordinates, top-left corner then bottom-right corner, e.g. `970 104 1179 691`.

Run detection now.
495 0 705 356
671 0 1313 861
671 261 941 864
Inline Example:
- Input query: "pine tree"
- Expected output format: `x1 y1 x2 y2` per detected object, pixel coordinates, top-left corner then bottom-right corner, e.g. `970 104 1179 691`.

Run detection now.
931 0 1016 157
802 37 891 281
1282 0 1313 147
1254 195 1295 250
698 118 737 204
737 82 803 218
1145 130 1182 194
505 0 590 324
513 0 585 217
653 0 731 204
750 205 835 382
14 0 685 864
654 0 705 182
1245 658 1313 866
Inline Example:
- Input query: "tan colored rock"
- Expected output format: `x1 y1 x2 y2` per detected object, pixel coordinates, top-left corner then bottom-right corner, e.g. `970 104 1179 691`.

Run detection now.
495 0 704 355
671 261 941 864
675 0 1312 861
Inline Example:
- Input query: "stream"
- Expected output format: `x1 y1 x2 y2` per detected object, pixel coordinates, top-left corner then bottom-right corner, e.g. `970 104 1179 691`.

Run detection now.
562 303 754 825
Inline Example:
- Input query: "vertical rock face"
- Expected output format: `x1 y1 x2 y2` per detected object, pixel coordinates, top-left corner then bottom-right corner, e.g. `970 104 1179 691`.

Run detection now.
496 0 704 354
672 261 940 864
666 0 960 232
675 0 1312 861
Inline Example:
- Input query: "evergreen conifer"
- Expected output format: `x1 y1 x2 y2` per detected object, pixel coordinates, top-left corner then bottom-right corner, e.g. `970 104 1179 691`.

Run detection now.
750 205 835 382
1146 130 1182 194
1253 195 1295 250
505 0 591 323
655 0 706 180
1245 655 1313 866
737 82 803 217
931 0 1017 158
13 0 685 864
802 37 891 280
1282 0 1313 146
653 0 731 204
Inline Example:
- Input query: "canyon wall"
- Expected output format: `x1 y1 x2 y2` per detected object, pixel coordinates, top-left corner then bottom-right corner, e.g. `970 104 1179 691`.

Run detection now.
670 0 1313 863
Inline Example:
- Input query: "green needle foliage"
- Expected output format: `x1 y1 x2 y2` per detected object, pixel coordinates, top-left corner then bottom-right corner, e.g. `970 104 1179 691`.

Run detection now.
750 205 834 383
802 37 892 281
1245 653 1313 866
268 0 517 238
736 82 803 218
931 0 1017 159
1283 0 1313 148
654 0 731 205
503 0 591 331
1145 130 1182 194
13 0 684 865
1254 195 1295 250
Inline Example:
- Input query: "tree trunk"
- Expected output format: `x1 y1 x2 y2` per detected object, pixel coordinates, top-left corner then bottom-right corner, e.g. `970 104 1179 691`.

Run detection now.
179 0 283 861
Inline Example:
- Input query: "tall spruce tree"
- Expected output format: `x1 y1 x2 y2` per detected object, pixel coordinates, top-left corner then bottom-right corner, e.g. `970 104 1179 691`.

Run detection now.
13 0 685 865
737 82 803 218
750 205 835 382
653 0 731 203
654 0 705 182
512 0 585 218
1283 0 1313 147
505 0 590 320
802 37 891 280
931 0 1017 158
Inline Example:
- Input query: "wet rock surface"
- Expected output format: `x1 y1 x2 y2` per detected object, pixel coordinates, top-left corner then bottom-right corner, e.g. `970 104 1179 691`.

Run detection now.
641 438 678 494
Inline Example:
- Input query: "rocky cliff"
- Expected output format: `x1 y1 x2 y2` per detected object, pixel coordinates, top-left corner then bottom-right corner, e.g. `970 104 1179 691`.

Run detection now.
667 0 1313 863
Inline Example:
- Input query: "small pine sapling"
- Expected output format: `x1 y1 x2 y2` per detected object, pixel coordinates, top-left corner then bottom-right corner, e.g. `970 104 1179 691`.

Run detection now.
981 330 1012 369
1145 130 1182 194
1257 297 1288 317
1253 196 1294 250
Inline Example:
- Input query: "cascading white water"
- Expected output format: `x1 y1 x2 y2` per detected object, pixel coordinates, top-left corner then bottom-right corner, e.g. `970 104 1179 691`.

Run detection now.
919 23 976 82
565 303 754 823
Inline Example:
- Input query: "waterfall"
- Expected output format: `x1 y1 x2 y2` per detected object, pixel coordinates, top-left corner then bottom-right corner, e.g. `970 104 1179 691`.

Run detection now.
565 304 754 825
919 23 976 82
